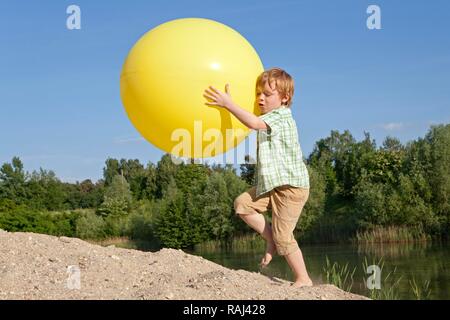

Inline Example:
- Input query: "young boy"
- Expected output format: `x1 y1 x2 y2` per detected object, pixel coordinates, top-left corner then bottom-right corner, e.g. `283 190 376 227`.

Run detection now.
204 67 312 288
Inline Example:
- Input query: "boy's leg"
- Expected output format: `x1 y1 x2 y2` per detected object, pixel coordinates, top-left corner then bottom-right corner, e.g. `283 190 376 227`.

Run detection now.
270 186 313 286
284 248 313 287
238 214 276 267
238 213 270 237
234 187 275 266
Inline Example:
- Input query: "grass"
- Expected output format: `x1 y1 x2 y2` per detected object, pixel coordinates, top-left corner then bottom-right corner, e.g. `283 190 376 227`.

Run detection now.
409 276 431 300
323 256 434 300
353 226 430 244
323 256 356 292
361 256 402 300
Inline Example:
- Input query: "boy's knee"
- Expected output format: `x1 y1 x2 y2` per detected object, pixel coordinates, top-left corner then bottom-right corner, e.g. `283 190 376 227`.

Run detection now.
234 194 247 214
234 188 263 216
233 196 242 211
272 232 299 256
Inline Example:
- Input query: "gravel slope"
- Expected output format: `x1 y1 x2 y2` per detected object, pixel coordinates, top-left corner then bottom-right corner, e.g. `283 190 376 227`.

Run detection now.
0 229 368 300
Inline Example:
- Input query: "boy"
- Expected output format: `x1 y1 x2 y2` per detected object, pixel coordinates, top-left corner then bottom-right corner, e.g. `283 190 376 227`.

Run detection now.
203 67 312 287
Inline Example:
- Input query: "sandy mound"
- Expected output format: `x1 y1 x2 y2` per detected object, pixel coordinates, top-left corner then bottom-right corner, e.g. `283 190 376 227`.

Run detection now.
0 229 368 300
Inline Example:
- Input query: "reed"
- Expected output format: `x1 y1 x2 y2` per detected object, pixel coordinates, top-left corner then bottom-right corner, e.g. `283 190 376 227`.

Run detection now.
362 256 402 300
409 277 431 300
323 256 356 292
353 226 430 244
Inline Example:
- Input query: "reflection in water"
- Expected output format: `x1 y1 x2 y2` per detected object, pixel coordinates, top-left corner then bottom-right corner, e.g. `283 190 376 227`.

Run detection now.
356 241 432 259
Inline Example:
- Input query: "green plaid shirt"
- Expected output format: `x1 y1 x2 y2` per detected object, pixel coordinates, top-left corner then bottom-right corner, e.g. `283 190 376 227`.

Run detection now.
255 106 310 197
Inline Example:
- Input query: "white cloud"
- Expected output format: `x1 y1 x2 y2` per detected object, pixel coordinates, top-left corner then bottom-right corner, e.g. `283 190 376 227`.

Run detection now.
380 122 405 131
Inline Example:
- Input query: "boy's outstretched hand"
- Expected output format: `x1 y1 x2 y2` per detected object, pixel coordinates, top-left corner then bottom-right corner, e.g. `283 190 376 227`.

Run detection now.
203 84 233 109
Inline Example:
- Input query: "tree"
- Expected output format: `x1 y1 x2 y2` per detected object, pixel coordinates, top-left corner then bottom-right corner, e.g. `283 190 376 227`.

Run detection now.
240 155 256 186
382 136 404 152
141 162 158 200
118 159 147 200
63 179 105 209
103 158 151 200
200 172 235 241
174 162 209 196
79 179 105 208
364 150 403 185
103 158 120 186
298 165 326 233
155 154 179 198
353 178 387 228
183 191 211 245
154 178 192 248
0 157 27 204
27 168 67 211
426 125 450 218
97 175 133 217
308 130 356 195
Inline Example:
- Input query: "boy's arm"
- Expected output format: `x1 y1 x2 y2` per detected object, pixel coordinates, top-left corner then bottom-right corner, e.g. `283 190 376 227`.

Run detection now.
226 101 267 130
204 84 268 130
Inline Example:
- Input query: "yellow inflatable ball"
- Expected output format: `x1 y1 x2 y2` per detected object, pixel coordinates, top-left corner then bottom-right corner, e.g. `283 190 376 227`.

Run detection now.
120 18 263 159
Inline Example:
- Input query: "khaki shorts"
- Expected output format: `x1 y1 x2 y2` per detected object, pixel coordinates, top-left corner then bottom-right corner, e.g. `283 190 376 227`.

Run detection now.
234 185 309 256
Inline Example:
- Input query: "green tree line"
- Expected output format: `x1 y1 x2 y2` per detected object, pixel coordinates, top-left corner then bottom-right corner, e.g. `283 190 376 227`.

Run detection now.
0 124 448 247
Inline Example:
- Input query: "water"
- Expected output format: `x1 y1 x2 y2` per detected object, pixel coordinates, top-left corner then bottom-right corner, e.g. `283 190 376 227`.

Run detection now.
115 240 450 300
186 241 450 300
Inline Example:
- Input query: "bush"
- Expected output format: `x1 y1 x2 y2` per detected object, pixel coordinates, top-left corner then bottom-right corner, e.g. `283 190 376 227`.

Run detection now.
0 206 79 237
127 200 159 241
353 179 387 228
298 165 327 233
75 210 107 239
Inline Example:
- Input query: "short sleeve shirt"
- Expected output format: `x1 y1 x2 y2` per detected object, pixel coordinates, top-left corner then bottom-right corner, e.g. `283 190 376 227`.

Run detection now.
255 106 310 197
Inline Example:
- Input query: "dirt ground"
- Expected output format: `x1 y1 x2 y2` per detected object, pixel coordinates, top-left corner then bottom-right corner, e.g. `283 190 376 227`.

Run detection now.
0 229 368 300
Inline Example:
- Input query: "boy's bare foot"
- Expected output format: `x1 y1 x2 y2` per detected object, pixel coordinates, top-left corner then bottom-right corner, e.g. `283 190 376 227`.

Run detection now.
290 279 313 288
259 240 276 268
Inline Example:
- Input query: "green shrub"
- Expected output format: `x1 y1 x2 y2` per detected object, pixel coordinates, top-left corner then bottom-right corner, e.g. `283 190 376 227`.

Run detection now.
75 210 107 239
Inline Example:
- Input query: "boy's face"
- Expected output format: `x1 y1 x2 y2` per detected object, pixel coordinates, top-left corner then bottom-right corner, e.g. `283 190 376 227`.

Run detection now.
256 81 288 114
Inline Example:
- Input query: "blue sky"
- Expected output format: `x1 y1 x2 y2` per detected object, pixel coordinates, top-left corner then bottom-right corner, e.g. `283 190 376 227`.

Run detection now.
1 0 449 183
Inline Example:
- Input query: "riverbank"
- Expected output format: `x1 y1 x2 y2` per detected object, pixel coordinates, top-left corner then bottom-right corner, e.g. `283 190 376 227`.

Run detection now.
0 229 367 300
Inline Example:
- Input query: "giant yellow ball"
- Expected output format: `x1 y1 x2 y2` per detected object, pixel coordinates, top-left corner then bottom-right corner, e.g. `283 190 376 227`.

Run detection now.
120 18 263 159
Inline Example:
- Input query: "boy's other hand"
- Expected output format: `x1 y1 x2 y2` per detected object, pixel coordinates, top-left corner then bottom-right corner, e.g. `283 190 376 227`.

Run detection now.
203 84 233 109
